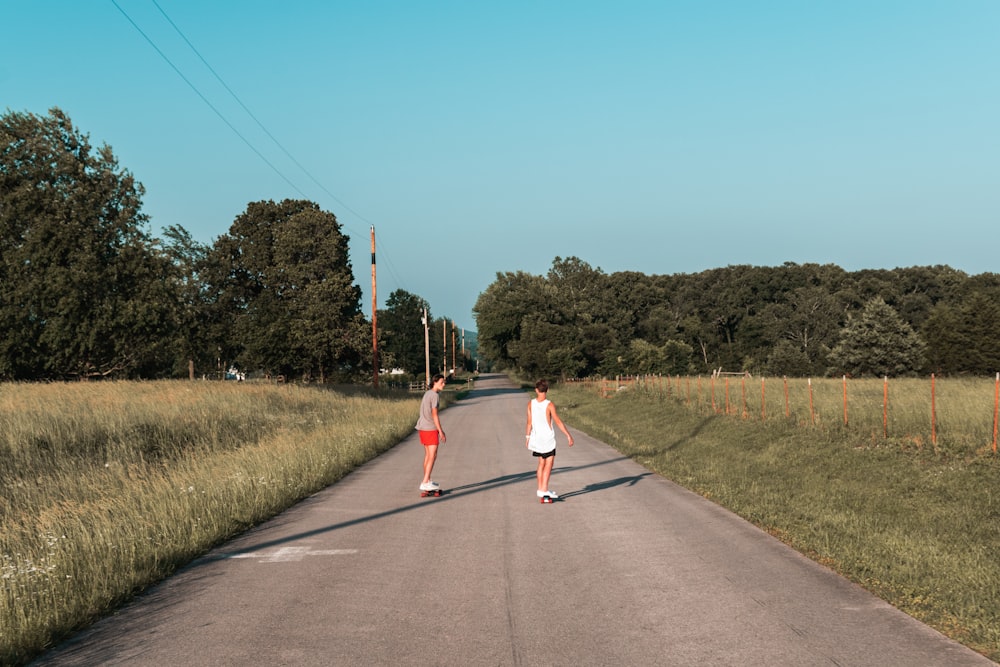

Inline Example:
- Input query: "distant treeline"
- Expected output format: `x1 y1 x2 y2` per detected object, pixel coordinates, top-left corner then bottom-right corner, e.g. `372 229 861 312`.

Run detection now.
474 256 1000 379
1 108 470 382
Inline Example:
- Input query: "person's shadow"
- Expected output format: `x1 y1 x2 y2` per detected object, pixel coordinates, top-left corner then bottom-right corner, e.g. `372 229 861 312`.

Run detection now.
560 472 651 499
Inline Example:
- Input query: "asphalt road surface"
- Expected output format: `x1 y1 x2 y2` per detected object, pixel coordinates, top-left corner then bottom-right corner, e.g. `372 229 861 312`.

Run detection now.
35 374 995 666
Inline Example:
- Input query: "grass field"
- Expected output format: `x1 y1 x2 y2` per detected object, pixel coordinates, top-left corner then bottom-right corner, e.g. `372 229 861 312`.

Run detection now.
553 377 1000 662
581 375 1000 457
4 376 998 663
0 381 421 665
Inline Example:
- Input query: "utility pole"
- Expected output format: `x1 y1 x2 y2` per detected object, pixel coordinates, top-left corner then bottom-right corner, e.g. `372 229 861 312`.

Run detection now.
371 226 378 389
422 307 430 389
451 321 456 376
442 318 447 376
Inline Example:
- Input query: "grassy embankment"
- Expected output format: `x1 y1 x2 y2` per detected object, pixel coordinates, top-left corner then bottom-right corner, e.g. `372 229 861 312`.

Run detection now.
0 381 422 665
553 376 1000 661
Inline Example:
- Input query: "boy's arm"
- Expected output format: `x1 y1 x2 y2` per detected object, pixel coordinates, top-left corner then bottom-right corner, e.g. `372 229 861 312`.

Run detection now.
432 406 446 443
549 404 574 446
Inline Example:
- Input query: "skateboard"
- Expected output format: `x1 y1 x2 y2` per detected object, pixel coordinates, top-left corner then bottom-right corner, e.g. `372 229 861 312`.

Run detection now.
540 495 556 504
420 488 443 498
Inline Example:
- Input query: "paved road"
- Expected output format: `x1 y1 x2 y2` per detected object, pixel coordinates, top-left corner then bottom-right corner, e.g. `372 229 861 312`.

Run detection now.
36 374 994 666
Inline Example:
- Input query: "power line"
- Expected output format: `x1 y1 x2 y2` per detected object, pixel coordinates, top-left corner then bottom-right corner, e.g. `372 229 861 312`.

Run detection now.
109 0 310 201
111 0 421 313
148 0 373 228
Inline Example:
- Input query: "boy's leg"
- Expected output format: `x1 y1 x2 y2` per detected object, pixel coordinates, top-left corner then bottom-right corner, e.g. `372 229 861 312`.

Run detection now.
422 444 438 484
539 454 555 491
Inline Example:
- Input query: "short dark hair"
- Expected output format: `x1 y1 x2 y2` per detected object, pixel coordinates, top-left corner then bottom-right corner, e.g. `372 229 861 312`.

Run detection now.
432 373 445 385
535 379 549 393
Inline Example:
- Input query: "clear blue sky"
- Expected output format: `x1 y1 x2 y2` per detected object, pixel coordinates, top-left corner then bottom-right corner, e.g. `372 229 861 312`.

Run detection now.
4 1 999 331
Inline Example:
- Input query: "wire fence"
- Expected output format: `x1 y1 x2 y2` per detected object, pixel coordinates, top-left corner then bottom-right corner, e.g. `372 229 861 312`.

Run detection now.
572 373 1000 456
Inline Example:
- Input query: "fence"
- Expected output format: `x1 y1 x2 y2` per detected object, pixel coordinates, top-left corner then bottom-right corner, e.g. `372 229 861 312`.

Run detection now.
407 378 475 392
574 373 1000 455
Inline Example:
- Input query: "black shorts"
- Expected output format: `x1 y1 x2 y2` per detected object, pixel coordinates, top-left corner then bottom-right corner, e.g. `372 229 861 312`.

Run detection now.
532 449 556 459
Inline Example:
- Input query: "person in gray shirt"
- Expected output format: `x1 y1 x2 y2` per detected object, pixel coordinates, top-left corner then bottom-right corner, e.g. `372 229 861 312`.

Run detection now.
416 374 447 492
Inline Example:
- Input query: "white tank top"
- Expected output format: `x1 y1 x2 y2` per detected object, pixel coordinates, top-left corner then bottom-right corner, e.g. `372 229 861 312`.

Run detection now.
528 398 556 453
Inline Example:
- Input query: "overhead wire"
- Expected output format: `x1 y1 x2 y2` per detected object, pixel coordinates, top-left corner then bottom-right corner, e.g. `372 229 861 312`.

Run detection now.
109 0 310 201
148 0 373 229
111 0 414 308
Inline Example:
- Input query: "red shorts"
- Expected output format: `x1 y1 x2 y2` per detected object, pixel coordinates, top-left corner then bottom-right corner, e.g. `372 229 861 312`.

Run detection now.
418 430 439 446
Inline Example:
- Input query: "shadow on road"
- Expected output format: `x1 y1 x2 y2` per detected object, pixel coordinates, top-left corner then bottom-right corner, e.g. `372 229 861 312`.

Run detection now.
560 472 652 499
202 456 635 563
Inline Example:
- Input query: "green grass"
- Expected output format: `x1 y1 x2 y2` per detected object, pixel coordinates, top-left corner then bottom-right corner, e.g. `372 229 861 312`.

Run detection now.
5 375 997 662
608 375 1000 456
0 381 420 665
554 381 1000 661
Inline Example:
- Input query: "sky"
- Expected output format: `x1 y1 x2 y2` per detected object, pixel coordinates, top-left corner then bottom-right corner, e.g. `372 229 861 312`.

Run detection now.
3 1 999 332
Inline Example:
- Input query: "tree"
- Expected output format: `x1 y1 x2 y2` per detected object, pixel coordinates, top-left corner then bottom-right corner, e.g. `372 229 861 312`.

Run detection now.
758 284 844 376
765 340 813 377
159 225 213 379
206 199 363 381
473 258 992 381
827 297 925 377
473 271 549 369
378 289 431 376
625 339 664 374
510 312 587 379
661 339 694 375
0 107 174 379
923 291 1000 374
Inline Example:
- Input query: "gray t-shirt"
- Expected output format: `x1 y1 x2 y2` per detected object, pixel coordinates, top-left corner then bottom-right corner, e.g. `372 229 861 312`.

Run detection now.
416 389 440 431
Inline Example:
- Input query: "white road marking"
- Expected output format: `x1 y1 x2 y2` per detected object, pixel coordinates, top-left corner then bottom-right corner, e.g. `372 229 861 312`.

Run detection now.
223 546 358 562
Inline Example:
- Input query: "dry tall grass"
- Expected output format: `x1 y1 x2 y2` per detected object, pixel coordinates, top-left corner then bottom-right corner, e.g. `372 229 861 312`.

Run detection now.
0 381 418 665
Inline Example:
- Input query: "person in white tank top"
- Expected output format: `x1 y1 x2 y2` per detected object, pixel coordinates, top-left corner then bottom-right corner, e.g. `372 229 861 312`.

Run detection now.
525 379 574 499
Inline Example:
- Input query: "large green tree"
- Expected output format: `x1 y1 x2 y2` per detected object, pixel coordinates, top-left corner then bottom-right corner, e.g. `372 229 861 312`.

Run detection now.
0 107 174 379
473 270 549 369
475 259 1000 380
206 199 364 381
159 225 215 379
378 289 432 376
827 297 926 377
923 291 1000 374
758 284 845 376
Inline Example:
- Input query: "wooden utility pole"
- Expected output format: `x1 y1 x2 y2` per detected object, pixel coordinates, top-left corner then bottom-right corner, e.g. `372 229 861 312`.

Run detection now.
371 226 378 389
423 307 430 389
451 321 456 376
442 319 447 376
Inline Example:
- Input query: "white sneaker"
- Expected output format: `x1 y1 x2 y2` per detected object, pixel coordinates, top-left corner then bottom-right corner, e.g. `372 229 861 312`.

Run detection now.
420 481 440 491
536 489 546 498
544 490 559 499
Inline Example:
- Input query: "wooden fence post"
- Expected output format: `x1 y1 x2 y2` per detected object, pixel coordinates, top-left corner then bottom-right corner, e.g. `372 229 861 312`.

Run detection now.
883 376 888 440
842 375 848 426
783 376 790 418
808 378 815 425
993 373 998 454
931 373 937 447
